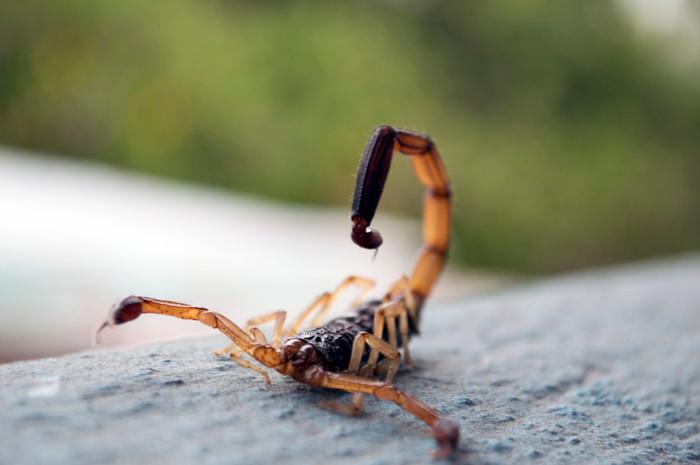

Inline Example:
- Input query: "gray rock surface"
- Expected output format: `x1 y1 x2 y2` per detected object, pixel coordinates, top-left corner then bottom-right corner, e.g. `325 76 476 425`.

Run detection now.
2 255 699 465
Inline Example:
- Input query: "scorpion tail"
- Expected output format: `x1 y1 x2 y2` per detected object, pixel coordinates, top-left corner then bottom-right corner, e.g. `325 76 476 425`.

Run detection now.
351 125 451 312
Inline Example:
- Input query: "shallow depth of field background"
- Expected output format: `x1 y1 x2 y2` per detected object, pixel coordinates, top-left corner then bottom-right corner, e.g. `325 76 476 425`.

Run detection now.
1 0 699 361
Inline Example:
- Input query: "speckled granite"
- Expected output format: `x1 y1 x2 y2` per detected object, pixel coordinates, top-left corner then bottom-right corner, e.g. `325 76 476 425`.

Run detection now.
1 255 699 465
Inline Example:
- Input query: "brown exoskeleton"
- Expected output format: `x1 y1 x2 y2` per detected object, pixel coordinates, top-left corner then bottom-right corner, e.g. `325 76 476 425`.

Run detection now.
98 126 458 457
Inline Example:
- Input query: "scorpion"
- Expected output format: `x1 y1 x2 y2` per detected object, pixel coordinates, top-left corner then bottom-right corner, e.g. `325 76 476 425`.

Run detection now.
98 125 458 457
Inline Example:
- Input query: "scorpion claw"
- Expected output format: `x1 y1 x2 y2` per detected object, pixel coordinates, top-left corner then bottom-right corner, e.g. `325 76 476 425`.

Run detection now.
94 296 145 345
430 418 460 458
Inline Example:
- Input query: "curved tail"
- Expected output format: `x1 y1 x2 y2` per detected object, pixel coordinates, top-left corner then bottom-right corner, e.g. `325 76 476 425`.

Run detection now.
351 125 451 311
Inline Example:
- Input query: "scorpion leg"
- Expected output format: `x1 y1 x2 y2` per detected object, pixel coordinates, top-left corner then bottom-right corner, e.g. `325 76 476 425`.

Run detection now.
386 276 418 321
320 332 400 415
323 300 402 416
286 292 331 338
225 344 271 385
371 302 414 373
385 276 418 365
396 305 413 366
245 310 287 348
350 332 401 383
286 275 375 336
216 313 283 383
214 320 273 356
318 371 460 458
363 301 405 378
98 296 284 374
310 276 375 327
248 327 268 344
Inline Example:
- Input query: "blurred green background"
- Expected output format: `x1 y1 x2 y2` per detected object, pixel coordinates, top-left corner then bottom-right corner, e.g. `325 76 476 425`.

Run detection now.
1 0 698 273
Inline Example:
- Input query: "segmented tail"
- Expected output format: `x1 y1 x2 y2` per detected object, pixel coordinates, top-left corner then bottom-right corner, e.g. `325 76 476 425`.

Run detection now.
351 125 451 311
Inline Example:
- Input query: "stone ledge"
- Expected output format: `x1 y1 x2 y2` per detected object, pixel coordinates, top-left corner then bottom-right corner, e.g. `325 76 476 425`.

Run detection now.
2 255 699 465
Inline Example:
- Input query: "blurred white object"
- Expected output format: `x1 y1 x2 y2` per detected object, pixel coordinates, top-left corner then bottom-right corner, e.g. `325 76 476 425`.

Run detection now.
27 376 62 399
0 147 500 362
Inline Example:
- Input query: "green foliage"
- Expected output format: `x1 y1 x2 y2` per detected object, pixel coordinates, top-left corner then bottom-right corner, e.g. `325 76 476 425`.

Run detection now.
1 0 698 272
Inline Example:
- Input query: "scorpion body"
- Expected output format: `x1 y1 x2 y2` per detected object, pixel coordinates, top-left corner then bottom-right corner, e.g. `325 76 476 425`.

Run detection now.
295 301 385 373
99 125 458 457
294 299 417 372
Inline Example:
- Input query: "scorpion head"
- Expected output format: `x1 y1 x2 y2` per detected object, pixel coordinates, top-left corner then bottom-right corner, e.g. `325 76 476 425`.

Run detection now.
280 338 322 369
279 338 325 384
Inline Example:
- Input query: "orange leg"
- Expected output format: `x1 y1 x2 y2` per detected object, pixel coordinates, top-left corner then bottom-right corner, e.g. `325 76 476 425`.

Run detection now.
350 331 401 382
385 276 419 365
319 327 401 416
223 344 272 385
320 298 404 415
285 275 375 337
245 310 287 348
363 301 409 377
385 275 417 322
